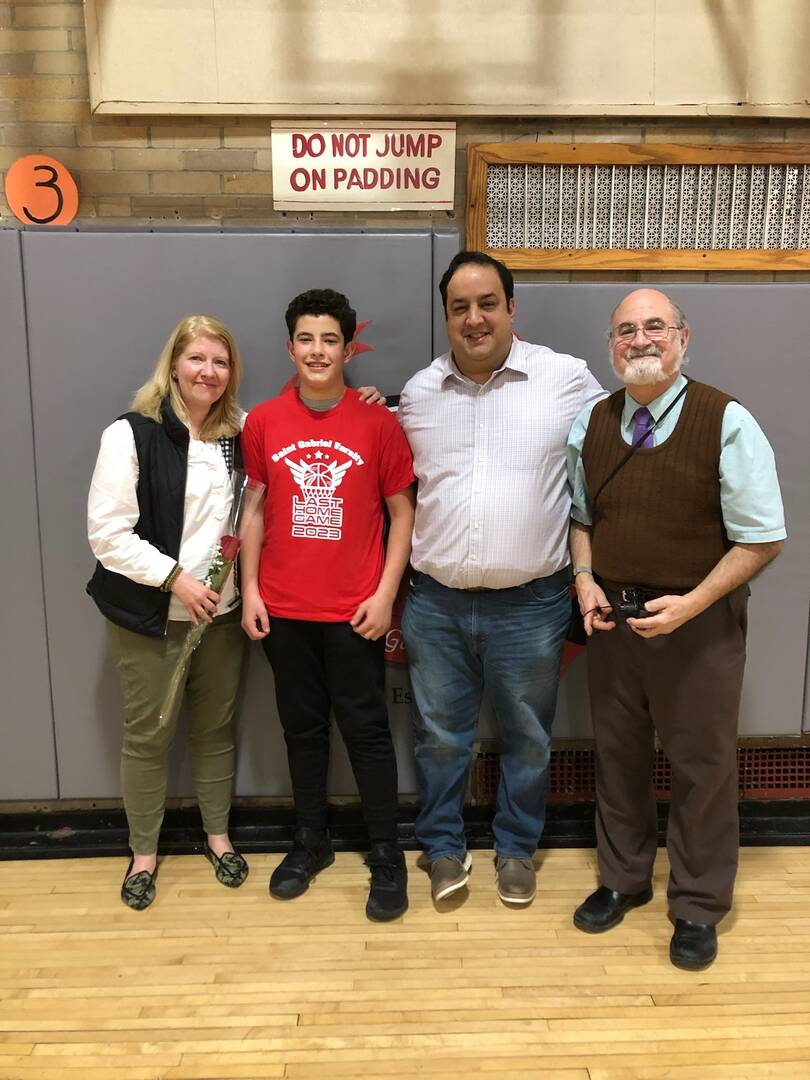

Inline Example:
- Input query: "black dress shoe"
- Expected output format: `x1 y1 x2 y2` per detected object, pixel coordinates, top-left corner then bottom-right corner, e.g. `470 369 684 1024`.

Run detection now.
670 919 717 970
269 827 335 900
573 884 653 933
365 842 408 922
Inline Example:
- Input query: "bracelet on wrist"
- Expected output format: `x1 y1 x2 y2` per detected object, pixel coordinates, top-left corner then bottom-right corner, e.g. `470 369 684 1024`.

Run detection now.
572 565 593 578
161 563 182 592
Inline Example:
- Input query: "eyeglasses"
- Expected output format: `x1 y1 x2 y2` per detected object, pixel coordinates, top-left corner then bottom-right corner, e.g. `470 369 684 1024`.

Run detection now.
609 320 683 343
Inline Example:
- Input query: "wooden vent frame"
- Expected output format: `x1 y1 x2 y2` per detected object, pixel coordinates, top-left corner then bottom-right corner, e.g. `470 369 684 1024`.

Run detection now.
467 142 810 270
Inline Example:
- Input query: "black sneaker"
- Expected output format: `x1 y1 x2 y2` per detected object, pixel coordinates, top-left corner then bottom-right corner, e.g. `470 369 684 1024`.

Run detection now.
269 828 335 900
365 842 408 922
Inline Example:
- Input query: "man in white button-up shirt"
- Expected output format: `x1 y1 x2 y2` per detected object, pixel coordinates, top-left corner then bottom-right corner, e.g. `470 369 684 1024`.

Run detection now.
398 251 604 906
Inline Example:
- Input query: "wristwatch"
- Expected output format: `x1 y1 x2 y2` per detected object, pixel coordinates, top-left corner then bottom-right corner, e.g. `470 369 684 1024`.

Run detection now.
572 566 593 578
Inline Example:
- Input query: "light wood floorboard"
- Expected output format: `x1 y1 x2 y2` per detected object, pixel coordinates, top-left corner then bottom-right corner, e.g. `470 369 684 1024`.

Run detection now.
0 847 809 1079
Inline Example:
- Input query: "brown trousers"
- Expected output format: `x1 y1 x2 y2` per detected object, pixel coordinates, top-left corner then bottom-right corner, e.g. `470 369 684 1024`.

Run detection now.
587 585 749 925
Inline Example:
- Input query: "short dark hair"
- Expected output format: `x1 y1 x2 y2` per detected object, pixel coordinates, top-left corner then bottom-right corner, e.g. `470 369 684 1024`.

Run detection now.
285 288 357 343
439 250 514 313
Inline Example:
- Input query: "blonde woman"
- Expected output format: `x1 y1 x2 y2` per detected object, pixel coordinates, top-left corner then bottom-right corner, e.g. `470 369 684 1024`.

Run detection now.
88 315 250 909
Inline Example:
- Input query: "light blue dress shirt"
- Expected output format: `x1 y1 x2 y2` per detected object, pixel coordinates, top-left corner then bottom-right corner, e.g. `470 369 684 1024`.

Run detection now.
566 373 786 543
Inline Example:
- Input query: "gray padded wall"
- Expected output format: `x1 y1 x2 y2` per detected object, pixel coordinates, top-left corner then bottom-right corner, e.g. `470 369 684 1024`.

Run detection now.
0 230 58 798
512 283 809 738
21 230 434 797
9 229 810 807
431 229 459 357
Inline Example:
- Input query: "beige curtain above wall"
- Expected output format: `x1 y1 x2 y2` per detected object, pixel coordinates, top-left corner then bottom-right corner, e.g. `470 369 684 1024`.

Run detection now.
86 0 810 118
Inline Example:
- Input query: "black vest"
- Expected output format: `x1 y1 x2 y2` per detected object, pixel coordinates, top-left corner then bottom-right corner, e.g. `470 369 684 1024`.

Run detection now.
87 399 241 638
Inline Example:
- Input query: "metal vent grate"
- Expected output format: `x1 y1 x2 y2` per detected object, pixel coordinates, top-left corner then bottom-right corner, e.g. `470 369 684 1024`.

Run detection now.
485 163 810 251
469 744 810 805
739 747 810 798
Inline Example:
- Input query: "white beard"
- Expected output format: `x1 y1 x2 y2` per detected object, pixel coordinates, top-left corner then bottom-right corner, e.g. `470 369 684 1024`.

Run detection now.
612 347 684 386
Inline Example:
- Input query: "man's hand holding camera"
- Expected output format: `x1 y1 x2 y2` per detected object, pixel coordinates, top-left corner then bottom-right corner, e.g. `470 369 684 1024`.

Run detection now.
627 593 701 638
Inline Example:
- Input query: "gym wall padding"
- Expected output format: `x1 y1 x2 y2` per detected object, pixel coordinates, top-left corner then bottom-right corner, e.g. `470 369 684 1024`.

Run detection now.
0 230 58 799
2 227 808 805
20 228 437 798
510 283 809 739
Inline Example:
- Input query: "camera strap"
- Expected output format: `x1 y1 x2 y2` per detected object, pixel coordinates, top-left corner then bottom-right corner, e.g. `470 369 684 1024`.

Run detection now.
590 377 689 512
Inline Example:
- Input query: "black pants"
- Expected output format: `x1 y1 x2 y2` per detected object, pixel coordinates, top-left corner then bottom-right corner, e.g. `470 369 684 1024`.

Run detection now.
263 618 399 843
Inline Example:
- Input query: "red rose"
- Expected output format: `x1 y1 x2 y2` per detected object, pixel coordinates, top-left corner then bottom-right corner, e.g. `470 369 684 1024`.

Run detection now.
219 534 241 562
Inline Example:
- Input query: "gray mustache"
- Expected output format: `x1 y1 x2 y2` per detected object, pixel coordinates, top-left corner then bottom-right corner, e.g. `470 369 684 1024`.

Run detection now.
627 346 663 360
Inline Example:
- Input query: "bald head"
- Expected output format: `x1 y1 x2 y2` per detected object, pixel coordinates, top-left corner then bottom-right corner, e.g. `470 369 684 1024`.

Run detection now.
610 289 687 334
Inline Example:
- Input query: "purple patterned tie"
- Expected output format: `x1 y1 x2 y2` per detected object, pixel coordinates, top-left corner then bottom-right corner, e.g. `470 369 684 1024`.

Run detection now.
632 406 655 449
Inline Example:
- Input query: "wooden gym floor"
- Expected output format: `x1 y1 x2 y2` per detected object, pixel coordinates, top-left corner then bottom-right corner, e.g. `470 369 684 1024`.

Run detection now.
1 846 809 1080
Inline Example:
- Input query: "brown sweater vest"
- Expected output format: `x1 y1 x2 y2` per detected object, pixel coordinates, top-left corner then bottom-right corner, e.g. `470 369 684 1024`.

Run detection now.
581 380 734 589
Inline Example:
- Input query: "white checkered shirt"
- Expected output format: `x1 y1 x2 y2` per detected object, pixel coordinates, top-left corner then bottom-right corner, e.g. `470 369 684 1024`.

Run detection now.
398 336 605 590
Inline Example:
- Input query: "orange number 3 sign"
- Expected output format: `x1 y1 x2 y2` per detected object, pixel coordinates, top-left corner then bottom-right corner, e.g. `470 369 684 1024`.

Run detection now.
5 154 79 226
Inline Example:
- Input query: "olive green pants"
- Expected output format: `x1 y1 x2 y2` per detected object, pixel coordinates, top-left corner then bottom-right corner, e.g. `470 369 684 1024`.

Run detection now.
106 607 246 855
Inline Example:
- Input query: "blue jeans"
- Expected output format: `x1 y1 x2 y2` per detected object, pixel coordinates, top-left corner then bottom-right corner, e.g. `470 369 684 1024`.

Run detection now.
401 568 569 861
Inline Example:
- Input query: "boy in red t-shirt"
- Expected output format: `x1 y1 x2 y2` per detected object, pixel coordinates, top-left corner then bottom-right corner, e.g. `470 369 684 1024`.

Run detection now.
241 289 415 921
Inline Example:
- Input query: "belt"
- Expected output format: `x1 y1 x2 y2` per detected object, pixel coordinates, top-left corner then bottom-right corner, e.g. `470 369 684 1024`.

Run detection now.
416 569 569 593
599 580 691 601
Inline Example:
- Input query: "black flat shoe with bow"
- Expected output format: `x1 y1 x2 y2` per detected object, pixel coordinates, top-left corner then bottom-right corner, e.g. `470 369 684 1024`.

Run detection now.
204 843 249 888
121 857 158 911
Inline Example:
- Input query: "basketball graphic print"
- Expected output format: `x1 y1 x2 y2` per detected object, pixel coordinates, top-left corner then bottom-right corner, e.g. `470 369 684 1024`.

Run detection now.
286 454 353 540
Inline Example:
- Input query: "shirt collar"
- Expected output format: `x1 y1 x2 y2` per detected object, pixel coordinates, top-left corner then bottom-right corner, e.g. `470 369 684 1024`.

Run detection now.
622 373 687 432
439 335 528 386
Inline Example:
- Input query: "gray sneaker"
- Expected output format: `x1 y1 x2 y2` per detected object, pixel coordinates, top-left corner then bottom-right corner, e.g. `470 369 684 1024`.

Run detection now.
496 856 536 904
430 853 473 901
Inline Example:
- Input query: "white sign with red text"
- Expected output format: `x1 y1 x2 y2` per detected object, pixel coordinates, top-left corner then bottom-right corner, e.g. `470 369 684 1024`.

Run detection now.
271 121 456 210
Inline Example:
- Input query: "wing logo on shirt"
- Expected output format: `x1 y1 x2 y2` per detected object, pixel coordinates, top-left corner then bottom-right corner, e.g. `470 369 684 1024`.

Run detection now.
286 456 352 499
286 456 353 541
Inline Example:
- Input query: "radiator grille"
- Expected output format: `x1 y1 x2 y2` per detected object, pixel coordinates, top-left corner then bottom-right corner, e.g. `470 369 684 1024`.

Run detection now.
486 163 810 251
469 744 810 805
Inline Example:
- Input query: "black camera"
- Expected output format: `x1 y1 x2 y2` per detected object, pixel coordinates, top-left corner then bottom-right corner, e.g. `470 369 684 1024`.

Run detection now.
617 588 655 619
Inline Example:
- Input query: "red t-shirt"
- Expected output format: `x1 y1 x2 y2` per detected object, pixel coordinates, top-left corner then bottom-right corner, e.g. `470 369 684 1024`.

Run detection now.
241 389 415 621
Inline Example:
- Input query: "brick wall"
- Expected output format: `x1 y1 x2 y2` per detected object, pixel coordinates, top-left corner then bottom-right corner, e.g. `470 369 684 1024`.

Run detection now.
3 0 810 282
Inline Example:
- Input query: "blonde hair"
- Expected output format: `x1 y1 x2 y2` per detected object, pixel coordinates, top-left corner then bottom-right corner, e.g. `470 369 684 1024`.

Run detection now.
131 315 243 440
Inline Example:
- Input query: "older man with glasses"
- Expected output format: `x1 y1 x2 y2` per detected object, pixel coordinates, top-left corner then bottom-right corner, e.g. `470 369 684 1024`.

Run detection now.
566 288 786 970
